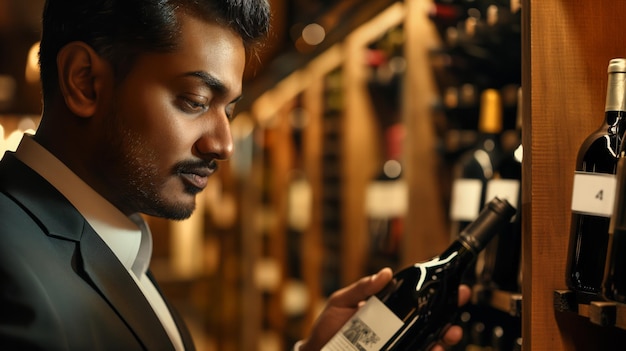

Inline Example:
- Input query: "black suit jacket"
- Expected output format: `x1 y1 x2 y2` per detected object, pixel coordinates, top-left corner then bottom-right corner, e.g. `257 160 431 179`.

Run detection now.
0 153 195 350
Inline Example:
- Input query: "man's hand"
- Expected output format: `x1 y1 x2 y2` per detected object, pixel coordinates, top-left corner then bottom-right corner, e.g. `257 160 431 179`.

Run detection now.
299 267 472 351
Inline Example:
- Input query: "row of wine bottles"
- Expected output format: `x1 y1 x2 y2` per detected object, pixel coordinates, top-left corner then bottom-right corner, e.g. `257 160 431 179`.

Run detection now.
448 86 522 293
428 0 521 103
430 1 523 351
565 58 626 305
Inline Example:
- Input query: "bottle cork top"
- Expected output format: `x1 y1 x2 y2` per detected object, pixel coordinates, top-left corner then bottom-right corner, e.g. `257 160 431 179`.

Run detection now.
460 197 516 253
606 59 626 112
608 58 626 73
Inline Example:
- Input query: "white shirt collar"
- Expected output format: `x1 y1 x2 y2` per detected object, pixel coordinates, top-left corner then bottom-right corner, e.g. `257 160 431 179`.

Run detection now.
14 135 151 277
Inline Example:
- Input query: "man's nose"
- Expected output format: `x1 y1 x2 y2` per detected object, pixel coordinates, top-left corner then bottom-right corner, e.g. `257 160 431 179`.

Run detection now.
195 113 234 160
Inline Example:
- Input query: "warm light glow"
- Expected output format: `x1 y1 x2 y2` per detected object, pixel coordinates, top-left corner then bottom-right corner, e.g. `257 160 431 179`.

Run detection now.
230 113 255 177
0 117 38 160
301 23 325 46
231 113 255 140
0 75 16 109
25 42 41 84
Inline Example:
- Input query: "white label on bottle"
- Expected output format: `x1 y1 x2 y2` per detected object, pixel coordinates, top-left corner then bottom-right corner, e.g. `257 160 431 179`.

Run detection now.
449 179 483 221
485 179 520 209
571 172 617 217
321 296 403 351
365 180 408 217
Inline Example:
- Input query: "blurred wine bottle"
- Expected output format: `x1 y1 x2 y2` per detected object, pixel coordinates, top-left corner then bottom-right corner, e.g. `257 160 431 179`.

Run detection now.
429 1 522 350
480 86 522 292
449 88 503 287
364 26 408 273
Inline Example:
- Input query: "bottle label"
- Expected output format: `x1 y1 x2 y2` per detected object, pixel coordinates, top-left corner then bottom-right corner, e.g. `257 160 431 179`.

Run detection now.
486 179 520 209
450 179 483 221
365 180 408 217
571 172 617 217
321 296 403 351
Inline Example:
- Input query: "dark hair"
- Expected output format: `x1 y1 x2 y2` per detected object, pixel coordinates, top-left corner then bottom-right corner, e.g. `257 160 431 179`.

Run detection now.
39 0 271 103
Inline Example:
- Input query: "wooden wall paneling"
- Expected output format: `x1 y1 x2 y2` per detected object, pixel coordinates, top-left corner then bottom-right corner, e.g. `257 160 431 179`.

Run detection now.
301 74 325 332
524 0 626 349
402 0 450 265
268 99 296 348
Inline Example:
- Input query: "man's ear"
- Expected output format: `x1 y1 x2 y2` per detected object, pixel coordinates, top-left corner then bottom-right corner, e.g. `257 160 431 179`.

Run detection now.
56 42 110 118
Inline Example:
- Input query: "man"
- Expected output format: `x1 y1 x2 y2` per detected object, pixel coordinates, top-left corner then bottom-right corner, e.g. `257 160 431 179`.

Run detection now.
0 0 468 350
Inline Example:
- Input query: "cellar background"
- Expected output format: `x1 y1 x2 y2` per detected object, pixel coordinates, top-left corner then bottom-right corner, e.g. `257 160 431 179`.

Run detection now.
2 0 626 350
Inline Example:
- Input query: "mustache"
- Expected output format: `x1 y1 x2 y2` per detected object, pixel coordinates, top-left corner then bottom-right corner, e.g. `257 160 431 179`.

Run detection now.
174 159 218 175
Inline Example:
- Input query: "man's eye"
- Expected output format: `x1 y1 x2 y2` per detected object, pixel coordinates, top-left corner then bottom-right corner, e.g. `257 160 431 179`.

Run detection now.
178 96 209 113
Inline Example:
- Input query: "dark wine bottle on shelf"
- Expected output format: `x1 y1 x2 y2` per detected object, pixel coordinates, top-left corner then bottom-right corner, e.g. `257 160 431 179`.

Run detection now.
602 150 626 303
321 197 516 351
429 0 521 90
449 88 503 288
450 83 480 131
365 123 407 271
565 58 626 303
479 86 522 292
449 88 503 240
364 28 407 272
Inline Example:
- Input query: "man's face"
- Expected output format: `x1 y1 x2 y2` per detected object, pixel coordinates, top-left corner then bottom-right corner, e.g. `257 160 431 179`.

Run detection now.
93 14 245 220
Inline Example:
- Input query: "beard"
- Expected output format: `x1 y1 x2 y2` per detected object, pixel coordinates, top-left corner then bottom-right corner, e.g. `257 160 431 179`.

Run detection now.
93 109 196 220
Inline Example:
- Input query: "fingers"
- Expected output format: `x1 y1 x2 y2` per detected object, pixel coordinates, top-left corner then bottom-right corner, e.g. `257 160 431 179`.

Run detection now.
327 267 393 308
430 285 472 351
441 325 463 346
458 284 471 306
429 325 463 351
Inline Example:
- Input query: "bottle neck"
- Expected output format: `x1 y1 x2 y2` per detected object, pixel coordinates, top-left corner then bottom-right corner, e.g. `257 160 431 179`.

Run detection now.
384 123 405 161
439 240 476 265
605 110 626 127
605 72 626 114
457 197 515 251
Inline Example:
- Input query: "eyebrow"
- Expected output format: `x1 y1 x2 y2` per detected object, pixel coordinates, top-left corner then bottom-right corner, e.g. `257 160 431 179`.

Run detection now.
186 71 242 104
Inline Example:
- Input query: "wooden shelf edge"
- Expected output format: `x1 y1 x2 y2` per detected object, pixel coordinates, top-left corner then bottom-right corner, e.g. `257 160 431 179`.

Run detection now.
473 284 523 317
553 289 626 330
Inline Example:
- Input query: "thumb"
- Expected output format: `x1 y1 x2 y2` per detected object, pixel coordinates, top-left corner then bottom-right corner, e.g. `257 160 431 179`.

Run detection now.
328 267 393 308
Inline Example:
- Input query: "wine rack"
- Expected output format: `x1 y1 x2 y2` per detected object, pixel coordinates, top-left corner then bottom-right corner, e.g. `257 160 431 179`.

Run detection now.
150 0 626 349
426 1 523 350
183 0 626 349
554 290 626 331
320 68 344 296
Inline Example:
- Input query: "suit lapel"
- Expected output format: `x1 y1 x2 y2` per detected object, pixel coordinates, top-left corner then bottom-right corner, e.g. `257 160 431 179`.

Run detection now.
0 153 175 350
147 271 196 351
80 228 175 351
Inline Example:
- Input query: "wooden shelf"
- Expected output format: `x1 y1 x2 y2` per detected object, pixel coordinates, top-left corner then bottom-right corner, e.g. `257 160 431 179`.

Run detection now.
554 290 626 330
473 285 523 318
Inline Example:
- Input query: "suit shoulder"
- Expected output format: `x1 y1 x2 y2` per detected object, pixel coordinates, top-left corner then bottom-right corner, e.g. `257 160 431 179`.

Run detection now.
0 190 42 234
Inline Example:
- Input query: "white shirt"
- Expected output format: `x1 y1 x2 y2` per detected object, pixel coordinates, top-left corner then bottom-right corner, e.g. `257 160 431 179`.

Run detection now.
15 135 185 351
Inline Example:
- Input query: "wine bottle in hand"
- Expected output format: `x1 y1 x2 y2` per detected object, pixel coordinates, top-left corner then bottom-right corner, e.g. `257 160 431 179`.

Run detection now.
321 197 516 351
